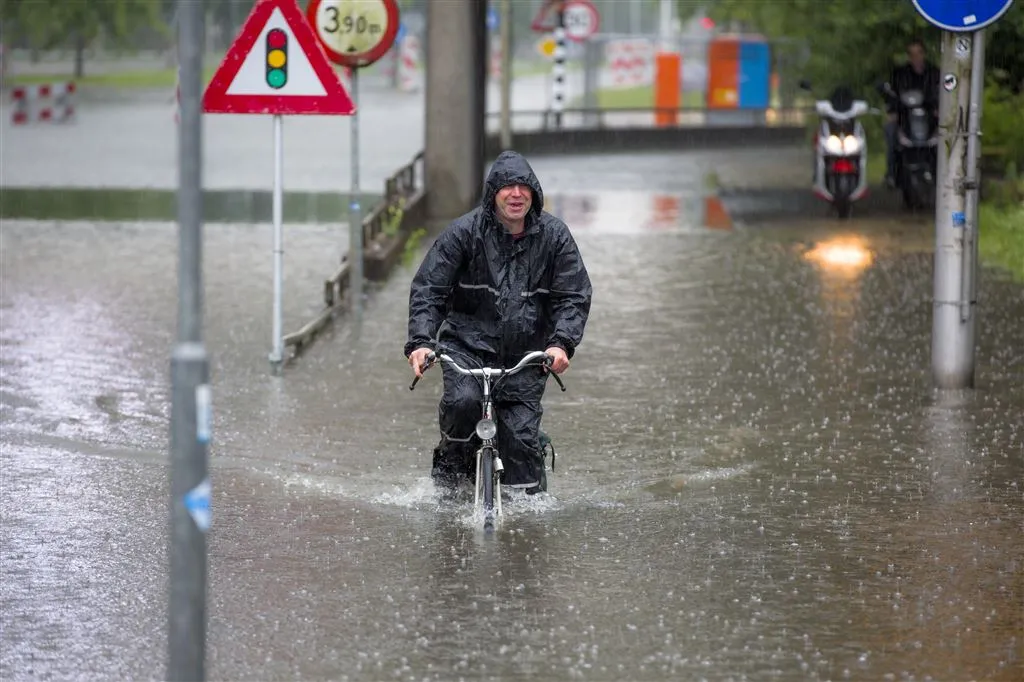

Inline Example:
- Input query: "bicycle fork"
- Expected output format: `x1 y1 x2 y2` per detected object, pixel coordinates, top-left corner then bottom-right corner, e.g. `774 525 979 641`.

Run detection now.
473 382 503 519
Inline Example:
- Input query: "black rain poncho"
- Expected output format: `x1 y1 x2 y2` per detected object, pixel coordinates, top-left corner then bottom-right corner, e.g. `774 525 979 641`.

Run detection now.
405 151 593 489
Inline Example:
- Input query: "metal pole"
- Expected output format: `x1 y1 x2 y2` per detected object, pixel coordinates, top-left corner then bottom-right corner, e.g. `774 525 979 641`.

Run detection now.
659 0 673 49
931 31 977 389
582 36 599 127
349 67 363 325
960 30 985 325
168 0 209 678
551 4 566 129
499 0 513 149
269 114 285 371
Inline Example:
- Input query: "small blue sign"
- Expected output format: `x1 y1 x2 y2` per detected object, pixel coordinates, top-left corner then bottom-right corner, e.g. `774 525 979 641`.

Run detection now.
911 0 1016 32
487 7 499 31
396 22 407 44
952 211 966 227
184 478 211 533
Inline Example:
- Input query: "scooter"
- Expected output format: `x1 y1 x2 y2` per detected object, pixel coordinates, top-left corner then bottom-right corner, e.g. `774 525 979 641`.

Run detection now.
801 80 873 219
878 81 939 211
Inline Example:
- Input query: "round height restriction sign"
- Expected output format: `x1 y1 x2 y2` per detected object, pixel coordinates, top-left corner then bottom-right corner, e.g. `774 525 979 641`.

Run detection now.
563 0 600 42
307 0 400 68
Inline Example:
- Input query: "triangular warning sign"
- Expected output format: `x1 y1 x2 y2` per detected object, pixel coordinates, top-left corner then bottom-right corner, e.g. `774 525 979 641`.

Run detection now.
203 0 355 116
530 0 560 33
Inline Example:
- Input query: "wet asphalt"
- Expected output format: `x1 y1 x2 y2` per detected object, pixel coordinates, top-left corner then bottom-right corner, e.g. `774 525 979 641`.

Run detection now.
1 149 1022 681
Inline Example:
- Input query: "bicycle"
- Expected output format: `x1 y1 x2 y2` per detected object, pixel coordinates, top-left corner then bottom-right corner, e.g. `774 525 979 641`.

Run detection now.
409 349 566 532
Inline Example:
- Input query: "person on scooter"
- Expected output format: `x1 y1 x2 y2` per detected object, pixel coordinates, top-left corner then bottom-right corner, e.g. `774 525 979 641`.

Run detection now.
404 150 593 496
884 37 940 188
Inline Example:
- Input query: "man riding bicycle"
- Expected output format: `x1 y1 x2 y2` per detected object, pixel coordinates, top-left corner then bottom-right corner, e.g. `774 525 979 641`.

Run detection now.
404 150 593 495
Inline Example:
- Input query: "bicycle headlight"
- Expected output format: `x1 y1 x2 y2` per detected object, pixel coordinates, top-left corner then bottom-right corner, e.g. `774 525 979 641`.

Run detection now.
475 418 497 440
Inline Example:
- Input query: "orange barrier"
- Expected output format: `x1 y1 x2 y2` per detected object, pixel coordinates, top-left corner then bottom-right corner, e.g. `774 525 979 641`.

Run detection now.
702 195 733 230
654 52 680 126
649 194 680 228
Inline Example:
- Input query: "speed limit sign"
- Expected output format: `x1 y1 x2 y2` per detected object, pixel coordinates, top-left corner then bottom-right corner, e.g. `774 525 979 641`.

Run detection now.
562 0 600 42
306 0 400 68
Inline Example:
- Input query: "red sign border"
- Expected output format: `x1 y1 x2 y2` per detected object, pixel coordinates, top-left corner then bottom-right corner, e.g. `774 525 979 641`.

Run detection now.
563 0 600 43
306 0 401 68
202 0 355 116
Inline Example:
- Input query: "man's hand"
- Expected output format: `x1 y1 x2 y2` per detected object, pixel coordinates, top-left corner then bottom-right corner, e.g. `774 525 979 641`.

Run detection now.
408 347 434 377
545 346 570 374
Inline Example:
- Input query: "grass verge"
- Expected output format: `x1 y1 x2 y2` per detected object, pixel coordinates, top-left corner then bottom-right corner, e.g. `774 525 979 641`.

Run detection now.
6 67 219 89
979 200 1024 281
567 85 703 109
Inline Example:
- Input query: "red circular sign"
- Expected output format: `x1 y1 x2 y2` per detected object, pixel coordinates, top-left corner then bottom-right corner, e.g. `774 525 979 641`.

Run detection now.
563 0 600 42
306 0 400 68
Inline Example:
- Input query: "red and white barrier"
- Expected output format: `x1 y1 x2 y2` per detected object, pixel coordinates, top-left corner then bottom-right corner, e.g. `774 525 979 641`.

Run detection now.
398 35 420 92
10 82 76 124
602 39 654 89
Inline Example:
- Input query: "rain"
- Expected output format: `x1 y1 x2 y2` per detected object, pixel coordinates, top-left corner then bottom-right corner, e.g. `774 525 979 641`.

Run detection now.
2 1 1022 681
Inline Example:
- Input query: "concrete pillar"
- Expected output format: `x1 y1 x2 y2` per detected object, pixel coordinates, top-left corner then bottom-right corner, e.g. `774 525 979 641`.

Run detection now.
425 0 488 220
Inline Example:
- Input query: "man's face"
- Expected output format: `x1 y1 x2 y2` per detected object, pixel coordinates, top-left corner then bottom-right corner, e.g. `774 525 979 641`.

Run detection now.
908 43 926 72
495 183 532 223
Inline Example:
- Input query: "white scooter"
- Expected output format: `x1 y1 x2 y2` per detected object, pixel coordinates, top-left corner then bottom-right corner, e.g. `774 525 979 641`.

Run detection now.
800 81 875 219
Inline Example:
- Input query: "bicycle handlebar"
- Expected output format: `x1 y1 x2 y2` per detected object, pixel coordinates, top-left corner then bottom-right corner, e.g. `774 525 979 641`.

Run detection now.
409 350 567 392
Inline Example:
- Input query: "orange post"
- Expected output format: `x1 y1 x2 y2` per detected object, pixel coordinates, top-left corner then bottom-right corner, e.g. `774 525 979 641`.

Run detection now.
654 52 681 126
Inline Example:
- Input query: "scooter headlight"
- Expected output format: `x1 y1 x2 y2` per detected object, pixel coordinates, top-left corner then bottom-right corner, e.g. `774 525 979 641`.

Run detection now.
842 135 862 154
475 418 497 440
824 135 844 155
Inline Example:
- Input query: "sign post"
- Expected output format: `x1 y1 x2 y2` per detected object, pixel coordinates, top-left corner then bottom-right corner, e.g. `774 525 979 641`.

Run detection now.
168 0 209 678
203 0 356 373
306 0 400 327
532 0 599 129
910 0 1014 389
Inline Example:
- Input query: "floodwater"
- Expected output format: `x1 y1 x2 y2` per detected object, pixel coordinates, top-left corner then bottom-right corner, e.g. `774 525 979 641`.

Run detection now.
2 151 1022 681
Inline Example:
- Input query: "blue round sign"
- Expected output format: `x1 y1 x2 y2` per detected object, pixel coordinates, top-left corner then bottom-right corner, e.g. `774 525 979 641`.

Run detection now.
911 0 1015 32
487 7 498 31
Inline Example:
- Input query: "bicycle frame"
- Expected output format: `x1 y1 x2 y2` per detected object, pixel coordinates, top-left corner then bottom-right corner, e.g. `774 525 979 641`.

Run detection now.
409 349 565 528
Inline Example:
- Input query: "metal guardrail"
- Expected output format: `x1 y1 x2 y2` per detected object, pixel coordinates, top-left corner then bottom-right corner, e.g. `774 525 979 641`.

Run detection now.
282 151 426 358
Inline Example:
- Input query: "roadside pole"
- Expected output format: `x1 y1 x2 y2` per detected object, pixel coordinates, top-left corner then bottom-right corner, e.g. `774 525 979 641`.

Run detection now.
304 0 401 330
270 114 285 370
499 0 513 149
912 0 1013 389
552 5 566 129
349 67 363 327
932 30 986 389
168 0 210 678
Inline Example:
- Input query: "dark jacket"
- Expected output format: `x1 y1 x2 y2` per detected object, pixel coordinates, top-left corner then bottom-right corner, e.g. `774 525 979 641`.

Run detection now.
887 61 940 119
404 151 593 374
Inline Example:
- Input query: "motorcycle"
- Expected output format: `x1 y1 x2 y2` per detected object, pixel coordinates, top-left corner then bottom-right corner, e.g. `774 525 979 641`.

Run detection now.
800 80 873 219
878 81 939 210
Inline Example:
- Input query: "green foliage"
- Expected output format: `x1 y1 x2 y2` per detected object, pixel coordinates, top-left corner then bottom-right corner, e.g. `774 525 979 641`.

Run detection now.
979 201 1024 281
679 1 1024 98
2 0 166 51
402 227 428 269
982 78 1024 171
680 1 1024 171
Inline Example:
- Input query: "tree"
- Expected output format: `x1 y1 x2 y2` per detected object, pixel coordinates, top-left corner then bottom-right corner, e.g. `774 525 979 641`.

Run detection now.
677 0 1024 95
677 0 1024 167
1 0 166 76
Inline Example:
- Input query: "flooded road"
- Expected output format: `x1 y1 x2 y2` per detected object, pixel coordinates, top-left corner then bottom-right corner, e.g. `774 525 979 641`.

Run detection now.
2 150 1022 681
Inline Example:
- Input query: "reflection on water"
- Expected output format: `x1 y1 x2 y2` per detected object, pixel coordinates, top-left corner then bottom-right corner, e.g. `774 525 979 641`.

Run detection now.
1 150 1022 681
804 234 875 272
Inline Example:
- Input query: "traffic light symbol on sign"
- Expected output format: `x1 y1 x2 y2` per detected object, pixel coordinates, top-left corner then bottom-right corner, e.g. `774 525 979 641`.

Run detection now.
266 29 288 89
